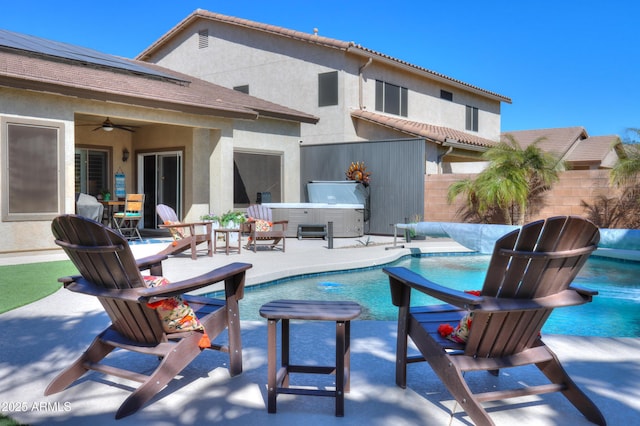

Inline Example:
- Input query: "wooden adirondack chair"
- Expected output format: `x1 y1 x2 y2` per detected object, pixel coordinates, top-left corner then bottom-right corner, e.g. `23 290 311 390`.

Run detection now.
156 204 212 260
384 216 606 426
45 215 252 419
244 204 287 252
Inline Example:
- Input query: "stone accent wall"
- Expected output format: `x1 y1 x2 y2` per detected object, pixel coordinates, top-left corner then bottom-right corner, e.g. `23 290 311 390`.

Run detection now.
424 170 618 223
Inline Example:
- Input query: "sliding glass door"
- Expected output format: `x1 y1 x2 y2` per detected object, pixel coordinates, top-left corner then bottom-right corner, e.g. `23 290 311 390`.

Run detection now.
139 151 182 228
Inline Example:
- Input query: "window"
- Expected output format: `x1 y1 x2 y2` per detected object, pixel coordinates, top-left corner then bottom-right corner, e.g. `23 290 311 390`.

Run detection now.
466 105 479 132
198 29 209 49
233 85 249 94
318 71 338 106
440 90 453 101
75 148 109 196
2 118 64 221
375 80 408 116
233 151 282 207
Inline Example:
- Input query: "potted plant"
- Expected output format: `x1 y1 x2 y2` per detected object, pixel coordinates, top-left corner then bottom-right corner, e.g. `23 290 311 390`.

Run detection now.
100 189 112 201
217 210 246 244
200 213 220 237
200 213 219 222
219 210 247 229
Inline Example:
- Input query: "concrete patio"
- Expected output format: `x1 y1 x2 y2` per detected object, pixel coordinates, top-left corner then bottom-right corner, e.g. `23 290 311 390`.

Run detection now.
0 235 638 425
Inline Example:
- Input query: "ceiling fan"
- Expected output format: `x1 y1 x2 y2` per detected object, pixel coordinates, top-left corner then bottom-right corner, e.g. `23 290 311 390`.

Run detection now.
82 117 137 132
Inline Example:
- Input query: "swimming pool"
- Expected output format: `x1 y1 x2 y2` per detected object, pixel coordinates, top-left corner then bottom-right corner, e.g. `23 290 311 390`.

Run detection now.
215 254 640 337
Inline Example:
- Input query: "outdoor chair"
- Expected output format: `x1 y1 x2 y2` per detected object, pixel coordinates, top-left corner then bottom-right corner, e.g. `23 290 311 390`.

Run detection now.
156 204 212 260
45 215 252 419
384 216 606 426
244 204 287 252
113 193 144 241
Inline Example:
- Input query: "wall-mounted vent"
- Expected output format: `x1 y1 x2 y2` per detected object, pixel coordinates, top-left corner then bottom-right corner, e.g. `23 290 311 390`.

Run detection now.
440 90 453 101
198 29 209 49
234 85 249 94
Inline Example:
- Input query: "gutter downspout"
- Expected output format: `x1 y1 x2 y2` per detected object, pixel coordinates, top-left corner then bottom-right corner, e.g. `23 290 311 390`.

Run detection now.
358 57 373 109
437 146 454 174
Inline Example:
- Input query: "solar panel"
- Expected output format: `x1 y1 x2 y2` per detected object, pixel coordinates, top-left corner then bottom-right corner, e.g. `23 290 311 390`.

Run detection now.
0 29 188 84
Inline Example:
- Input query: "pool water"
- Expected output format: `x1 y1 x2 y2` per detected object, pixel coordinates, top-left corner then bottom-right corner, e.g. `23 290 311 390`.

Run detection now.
220 254 640 337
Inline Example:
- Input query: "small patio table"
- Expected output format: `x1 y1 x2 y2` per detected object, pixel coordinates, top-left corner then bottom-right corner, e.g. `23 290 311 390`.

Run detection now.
213 228 241 255
259 299 361 416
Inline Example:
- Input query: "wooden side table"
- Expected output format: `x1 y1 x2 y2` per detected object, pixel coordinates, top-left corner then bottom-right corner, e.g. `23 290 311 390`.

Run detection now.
213 228 241 255
259 299 362 417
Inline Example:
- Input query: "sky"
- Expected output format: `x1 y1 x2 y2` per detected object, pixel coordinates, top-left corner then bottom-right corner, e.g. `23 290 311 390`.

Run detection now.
1 1 638 139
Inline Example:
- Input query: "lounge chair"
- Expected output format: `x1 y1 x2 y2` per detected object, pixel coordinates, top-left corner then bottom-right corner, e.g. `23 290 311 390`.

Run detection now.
244 204 287 252
156 204 212 260
113 193 144 241
45 215 252 419
384 216 606 426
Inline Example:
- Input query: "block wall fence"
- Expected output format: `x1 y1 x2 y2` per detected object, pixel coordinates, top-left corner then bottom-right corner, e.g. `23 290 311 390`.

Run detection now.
424 170 618 223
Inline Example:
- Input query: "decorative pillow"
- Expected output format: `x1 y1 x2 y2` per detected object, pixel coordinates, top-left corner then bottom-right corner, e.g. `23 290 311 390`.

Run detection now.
143 276 210 348
164 220 185 241
437 290 481 344
438 312 473 344
247 218 273 241
251 217 273 232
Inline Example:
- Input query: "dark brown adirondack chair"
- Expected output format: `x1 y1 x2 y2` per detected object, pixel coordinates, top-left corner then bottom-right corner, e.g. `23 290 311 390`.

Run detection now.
384 216 606 426
45 215 252 419
244 204 287 252
156 203 212 260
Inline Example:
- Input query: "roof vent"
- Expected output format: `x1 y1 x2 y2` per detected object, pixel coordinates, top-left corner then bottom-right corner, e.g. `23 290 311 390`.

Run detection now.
198 29 209 49
313 28 318 36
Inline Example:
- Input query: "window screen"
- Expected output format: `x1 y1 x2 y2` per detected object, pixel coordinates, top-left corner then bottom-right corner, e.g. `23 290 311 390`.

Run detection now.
466 105 479 132
318 71 338 106
233 151 282 207
3 121 62 220
375 80 408 117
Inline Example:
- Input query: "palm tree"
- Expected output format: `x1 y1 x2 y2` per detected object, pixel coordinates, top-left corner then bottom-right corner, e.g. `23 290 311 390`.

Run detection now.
610 128 640 186
448 134 563 225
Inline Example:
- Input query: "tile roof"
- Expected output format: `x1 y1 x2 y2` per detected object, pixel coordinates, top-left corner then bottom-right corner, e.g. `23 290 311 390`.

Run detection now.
0 32 319 124
502 127 588 159
137 9 512 104
502 127 621 165
565 135 620 164
351 109 498 149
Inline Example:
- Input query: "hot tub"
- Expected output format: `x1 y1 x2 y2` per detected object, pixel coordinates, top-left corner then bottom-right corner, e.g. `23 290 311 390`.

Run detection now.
262 202 365 238
263 181 368 238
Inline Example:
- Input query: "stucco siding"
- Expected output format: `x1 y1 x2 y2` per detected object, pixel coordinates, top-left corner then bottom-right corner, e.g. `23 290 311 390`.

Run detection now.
0 86 303 252
146 18 503 146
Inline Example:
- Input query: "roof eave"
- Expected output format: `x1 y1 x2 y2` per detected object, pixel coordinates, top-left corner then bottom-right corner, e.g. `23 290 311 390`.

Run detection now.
0 75 259 120
442 137 489 152
137 10 512 105
346 46 512 104
253 109 319 124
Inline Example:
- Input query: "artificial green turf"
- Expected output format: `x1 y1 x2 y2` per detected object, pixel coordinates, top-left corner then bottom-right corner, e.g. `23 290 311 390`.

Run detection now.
0 414 25 425
0 260 77 314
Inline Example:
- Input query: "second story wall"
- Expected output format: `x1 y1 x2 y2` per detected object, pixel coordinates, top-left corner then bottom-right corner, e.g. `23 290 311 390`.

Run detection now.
143 14 505 146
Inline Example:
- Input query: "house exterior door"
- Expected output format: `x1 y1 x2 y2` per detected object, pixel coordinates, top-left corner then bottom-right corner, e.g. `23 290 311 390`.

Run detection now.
139 151 182 229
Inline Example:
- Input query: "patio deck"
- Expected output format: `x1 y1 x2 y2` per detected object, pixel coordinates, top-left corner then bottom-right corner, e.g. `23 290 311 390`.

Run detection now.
0 235 637 425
